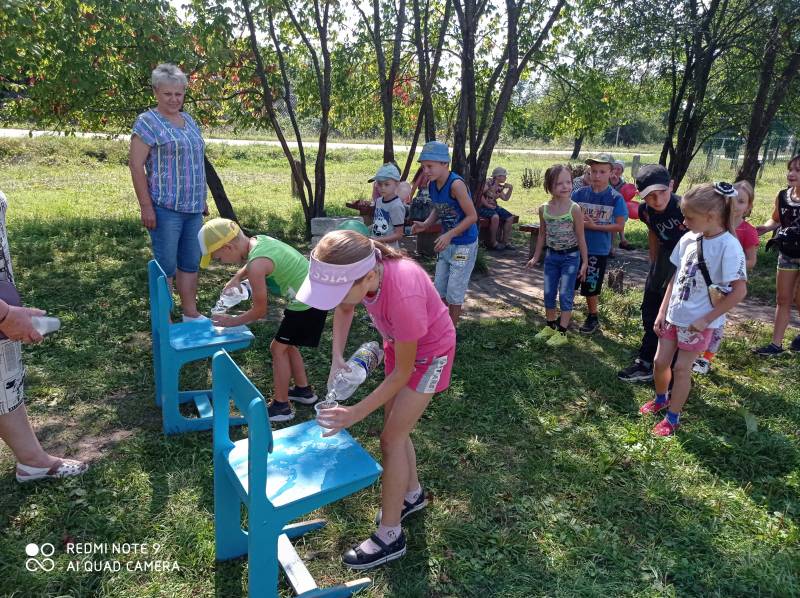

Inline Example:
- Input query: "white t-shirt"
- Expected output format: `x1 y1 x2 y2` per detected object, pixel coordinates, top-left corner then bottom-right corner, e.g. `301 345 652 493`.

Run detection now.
666 231 746 329
372 196 406 249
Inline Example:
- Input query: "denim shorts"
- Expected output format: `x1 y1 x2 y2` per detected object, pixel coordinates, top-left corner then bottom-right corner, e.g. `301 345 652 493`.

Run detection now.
478 206 513 221
148 205 204 276
434 240 478 305
543 249 580 311
777 252 800 271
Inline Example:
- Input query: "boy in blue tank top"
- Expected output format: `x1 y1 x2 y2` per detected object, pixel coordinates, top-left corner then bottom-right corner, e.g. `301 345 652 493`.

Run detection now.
411 141 479 327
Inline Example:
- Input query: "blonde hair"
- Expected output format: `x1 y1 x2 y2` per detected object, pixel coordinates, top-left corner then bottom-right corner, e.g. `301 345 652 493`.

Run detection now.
733 180 755 217
682 183 736 233
314 230 404 282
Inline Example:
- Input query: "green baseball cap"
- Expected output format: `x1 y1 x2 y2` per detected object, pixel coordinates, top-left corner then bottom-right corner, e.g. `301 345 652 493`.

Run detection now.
584 153 615 166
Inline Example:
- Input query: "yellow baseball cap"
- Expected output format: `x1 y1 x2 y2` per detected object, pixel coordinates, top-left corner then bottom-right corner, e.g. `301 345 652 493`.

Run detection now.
197 218 240 268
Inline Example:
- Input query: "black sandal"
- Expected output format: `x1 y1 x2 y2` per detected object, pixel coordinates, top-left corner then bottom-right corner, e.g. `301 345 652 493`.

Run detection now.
342 532 407 570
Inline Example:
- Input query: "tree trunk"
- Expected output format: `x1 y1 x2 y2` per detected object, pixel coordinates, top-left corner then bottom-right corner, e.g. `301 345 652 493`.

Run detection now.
204 155 242 227
570 133 585 160
736 15 800 186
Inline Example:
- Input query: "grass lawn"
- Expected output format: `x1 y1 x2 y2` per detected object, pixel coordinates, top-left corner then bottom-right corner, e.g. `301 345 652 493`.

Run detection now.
0 137 798 597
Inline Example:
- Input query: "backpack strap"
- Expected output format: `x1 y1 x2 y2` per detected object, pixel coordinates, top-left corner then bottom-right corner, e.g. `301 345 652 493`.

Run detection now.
695 236 715 289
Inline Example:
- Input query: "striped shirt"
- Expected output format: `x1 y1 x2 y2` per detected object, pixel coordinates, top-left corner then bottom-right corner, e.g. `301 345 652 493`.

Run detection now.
132 109 206 213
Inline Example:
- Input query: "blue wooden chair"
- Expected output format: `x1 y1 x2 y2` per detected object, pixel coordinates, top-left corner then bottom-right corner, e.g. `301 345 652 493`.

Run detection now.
148 260 255 434
212 350 383 597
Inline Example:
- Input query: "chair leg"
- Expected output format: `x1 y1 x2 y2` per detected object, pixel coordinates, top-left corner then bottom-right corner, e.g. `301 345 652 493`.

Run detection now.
247 522 281 598
282 519 327 540
161 368 181 435
214 468 247 561
296 579 373 598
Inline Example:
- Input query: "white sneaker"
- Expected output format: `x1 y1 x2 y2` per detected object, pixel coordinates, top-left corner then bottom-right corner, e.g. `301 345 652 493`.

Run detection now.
692 357 710 375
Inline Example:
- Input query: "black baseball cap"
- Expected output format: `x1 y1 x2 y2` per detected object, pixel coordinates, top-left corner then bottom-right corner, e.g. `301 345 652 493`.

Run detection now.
635 164 671 198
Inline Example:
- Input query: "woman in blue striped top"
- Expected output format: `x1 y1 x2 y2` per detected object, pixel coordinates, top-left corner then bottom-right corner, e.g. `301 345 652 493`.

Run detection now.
129 63 208 321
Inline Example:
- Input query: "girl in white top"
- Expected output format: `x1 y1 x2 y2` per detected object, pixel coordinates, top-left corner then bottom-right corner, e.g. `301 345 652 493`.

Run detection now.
641 182 747 436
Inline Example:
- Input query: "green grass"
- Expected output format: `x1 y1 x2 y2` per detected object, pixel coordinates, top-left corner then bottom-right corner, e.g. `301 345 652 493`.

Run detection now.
0 137 798 597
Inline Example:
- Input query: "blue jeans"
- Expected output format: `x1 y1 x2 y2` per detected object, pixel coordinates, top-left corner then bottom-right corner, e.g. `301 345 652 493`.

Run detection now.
434 241 478 305
543 249 580 312
148 205 204 277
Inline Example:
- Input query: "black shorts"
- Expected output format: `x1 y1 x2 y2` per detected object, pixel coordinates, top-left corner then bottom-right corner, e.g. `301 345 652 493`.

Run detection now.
575 254 608 297
274 307 328 347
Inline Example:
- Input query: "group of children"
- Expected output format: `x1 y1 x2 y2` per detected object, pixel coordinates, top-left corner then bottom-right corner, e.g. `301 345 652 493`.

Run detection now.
533 152 800 437
190 144 800 571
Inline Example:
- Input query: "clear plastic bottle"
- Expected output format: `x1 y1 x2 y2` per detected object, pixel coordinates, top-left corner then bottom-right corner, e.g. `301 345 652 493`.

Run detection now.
326 341 384 402
31 316 61 336
211 281 252 315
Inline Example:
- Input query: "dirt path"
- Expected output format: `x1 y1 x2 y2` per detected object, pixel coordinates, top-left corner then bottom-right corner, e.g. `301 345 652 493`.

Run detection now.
463 245 790 328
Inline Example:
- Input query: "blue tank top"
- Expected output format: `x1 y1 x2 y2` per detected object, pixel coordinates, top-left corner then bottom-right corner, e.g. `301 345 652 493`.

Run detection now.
428 172 478 245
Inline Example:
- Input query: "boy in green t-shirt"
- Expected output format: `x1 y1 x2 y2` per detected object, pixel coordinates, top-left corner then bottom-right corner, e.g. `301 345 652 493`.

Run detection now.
198 218 328 422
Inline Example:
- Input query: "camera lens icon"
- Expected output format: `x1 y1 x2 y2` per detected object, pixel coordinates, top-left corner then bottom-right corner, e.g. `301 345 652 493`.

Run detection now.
25 543 55 572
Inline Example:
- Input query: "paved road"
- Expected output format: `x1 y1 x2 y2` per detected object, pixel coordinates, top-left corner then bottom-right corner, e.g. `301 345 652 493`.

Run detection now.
0 127 656 158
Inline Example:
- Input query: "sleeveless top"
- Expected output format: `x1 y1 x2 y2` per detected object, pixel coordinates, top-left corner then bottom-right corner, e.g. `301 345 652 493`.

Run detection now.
543 201 579 251
778 188 800 229
428 172 478 245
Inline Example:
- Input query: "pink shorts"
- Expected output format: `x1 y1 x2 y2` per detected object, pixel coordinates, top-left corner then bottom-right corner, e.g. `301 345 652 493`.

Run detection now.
661 323 716 352
384 341 455 395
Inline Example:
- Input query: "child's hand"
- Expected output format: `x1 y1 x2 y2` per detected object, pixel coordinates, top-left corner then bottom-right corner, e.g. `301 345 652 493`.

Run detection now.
578 262 588 281
410 221 427 235
317 403 360 437
212 314 239 328
653 313 667 336
223 278 243 292
526 254 540 269
327 354 350 390
688 315 710 333
434 231 452 253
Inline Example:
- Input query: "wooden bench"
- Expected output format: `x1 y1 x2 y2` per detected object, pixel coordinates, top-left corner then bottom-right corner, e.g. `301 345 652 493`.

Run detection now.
345 200 442 257
518 223 541 258
477 214 520 248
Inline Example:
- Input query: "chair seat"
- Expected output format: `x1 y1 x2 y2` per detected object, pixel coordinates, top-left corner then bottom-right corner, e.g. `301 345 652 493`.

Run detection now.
169 320 254 352
224 420 382 509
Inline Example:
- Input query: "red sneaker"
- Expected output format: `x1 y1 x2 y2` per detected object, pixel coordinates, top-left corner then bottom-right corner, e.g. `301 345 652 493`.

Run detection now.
639 399 669 415
652 418 679 436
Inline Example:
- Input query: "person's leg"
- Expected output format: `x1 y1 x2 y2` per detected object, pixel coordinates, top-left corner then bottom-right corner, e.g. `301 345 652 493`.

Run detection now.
433 245 451 305
378 387 433 527
542 253 559 324
664 349 700 415
287 345 309 388
0 404 55 468
653 336 677 397
445 242 478 327
587 295 599 316
489 214 500 248
771 268 799 346
557 253 580 329
175 212 204 318
501 216 514 246
383 396 419 494
638 286 663 365
270 340 292 404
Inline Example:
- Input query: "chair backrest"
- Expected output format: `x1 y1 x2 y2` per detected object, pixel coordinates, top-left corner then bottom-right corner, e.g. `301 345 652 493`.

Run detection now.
147 260 174 339
212 350 273 496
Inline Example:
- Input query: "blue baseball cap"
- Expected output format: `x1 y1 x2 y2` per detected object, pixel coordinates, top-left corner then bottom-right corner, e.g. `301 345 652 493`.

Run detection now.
418 141 450 163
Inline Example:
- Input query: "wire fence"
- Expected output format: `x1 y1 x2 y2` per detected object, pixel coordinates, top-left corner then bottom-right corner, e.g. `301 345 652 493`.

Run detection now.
693 135 799 182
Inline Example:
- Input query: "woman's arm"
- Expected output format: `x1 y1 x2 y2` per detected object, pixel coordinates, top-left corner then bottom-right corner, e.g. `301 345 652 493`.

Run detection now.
0 300 45 343
129 136 156 230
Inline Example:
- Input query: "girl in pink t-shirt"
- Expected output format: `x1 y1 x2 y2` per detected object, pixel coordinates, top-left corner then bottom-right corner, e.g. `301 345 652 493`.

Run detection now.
693 180 760 374
296 229 455 571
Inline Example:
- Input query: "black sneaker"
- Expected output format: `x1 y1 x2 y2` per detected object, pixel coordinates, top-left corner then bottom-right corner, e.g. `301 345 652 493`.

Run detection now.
374 490 428 525
343 531 407 570
267 400 294 422
579 316 600 335
790 335 800 352
752 343 784 357
617 359 654 382
287 385 318 405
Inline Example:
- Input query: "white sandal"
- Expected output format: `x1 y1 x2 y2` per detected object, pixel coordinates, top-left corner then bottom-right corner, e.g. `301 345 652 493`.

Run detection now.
16 459 88 483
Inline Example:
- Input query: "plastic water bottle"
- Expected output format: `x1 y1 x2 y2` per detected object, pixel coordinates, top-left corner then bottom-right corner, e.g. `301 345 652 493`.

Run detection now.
211 281 252 315
326 341 384 402
31 316 61 336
